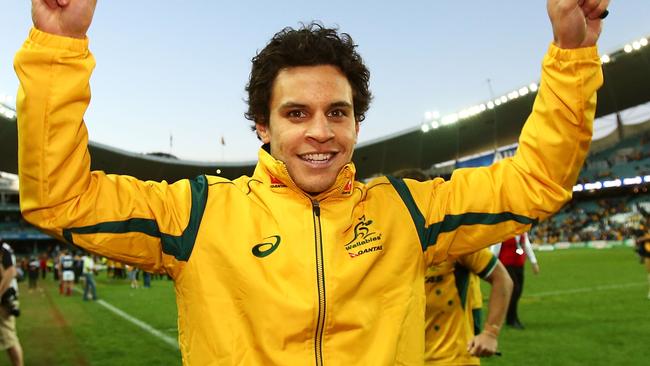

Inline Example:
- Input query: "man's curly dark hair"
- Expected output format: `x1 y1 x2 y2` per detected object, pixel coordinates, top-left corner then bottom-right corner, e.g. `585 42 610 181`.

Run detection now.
245 22 372 137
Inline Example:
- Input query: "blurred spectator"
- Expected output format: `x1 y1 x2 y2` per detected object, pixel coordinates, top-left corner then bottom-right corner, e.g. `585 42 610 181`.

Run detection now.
58 249 74 296
492 232 539 329
0 240 23 366
73 253 83 284
39 255 47 280
634 229 650 300
27 257 39 291
143 271 151 288
129 266 139 289
82 255 97 301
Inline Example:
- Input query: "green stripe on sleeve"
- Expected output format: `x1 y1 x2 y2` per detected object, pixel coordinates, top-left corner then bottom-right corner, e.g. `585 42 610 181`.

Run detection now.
429 212 538 240
62 218 159 244
62 175 208 261
386 176 427 250
387 176 538 252
160 175 208 261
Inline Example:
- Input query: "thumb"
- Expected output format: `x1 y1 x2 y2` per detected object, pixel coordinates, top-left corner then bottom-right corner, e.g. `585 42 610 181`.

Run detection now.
467 338 477 353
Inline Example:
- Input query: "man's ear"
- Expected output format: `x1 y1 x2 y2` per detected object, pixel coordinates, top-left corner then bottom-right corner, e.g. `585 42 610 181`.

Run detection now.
255 123 271 144
354 121 360 142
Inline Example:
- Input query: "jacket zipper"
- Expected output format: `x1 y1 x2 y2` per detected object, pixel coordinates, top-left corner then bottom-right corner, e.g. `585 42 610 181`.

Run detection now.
312 199 326 366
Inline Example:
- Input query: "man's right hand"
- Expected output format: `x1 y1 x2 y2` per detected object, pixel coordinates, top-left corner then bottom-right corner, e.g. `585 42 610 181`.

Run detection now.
32 0 97 39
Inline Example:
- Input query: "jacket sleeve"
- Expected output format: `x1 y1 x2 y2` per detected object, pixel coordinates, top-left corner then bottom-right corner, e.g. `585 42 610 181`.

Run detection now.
14 28 206 276
395 44 602 265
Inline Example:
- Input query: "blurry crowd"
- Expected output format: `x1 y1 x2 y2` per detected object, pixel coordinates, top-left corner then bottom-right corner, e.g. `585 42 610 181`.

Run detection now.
578 132 650 183
530 198 649 244
14 247 168 296
0 214 31 235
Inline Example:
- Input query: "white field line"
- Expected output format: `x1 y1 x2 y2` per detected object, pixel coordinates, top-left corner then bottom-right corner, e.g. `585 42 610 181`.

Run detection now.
74 287 179 350
527 282 645 298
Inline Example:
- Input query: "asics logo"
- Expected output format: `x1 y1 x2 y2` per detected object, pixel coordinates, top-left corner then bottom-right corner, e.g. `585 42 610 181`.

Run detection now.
252 235 281 258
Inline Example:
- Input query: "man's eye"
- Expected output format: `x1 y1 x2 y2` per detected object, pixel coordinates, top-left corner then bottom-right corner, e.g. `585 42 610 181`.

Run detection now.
329 109 347 118
287 110 306 118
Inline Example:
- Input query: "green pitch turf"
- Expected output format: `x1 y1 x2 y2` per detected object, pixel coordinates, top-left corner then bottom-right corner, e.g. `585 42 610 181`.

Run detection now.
5 245 648 365
482 245 649 366
9 275 180 366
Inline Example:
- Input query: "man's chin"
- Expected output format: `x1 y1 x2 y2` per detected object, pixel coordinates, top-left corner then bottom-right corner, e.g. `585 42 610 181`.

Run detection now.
295 178 335 196
289 166 339 194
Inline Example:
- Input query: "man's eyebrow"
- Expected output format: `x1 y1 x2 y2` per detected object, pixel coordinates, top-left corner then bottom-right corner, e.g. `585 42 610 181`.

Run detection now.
278 102 307 109
329 101 353 109
278 101 353 109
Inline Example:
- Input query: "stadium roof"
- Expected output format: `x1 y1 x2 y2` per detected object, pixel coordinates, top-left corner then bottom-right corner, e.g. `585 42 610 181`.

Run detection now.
1 37 649 182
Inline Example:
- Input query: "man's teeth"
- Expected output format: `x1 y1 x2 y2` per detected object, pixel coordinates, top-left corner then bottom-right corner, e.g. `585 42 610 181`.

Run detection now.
301 153 333 162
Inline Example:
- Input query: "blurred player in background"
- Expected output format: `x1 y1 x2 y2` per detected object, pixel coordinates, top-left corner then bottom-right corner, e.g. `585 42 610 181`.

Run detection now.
0 240 23 366
492 232 540 329
424 248 512 365
82 254 97 301
58 249 75 296
634 229 650 299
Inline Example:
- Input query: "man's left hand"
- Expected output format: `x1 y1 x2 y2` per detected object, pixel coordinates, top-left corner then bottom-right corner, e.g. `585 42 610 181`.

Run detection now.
547 0 610 49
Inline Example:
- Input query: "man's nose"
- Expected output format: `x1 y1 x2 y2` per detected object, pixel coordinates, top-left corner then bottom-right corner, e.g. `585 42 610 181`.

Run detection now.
305 114 335 142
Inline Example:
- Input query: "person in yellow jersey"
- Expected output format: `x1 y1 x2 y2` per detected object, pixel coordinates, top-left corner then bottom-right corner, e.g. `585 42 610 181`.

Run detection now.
424 248 512 365
16 0 608 364
391 171 512 363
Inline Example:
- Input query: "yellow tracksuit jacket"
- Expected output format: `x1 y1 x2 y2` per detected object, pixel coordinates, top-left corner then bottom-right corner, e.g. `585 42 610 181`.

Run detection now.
15 28 601 365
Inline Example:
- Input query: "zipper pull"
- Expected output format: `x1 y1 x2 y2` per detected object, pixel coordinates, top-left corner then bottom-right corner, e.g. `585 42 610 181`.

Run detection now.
312 200 321 217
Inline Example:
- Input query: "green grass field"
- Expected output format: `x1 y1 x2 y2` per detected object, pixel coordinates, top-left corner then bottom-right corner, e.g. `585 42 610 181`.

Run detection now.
9 275 180 366
4 246 648 366
483 245 649 366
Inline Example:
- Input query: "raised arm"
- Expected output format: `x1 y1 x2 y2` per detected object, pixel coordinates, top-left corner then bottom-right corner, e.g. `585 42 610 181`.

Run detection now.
400 0 609 264
16 0 206 276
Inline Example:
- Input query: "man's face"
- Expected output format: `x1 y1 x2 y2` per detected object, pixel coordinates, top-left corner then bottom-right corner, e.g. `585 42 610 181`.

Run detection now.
256 65 359 194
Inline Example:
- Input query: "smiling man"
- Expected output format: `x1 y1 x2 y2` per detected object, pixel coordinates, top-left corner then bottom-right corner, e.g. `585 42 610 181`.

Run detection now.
257 64 360 194
16 0 608 365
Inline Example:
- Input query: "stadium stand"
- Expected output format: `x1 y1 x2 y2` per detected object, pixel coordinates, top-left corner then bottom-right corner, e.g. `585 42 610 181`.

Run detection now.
0 173 52 255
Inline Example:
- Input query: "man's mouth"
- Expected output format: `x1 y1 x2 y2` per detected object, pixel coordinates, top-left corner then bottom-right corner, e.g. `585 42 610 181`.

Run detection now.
299 152 336 164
